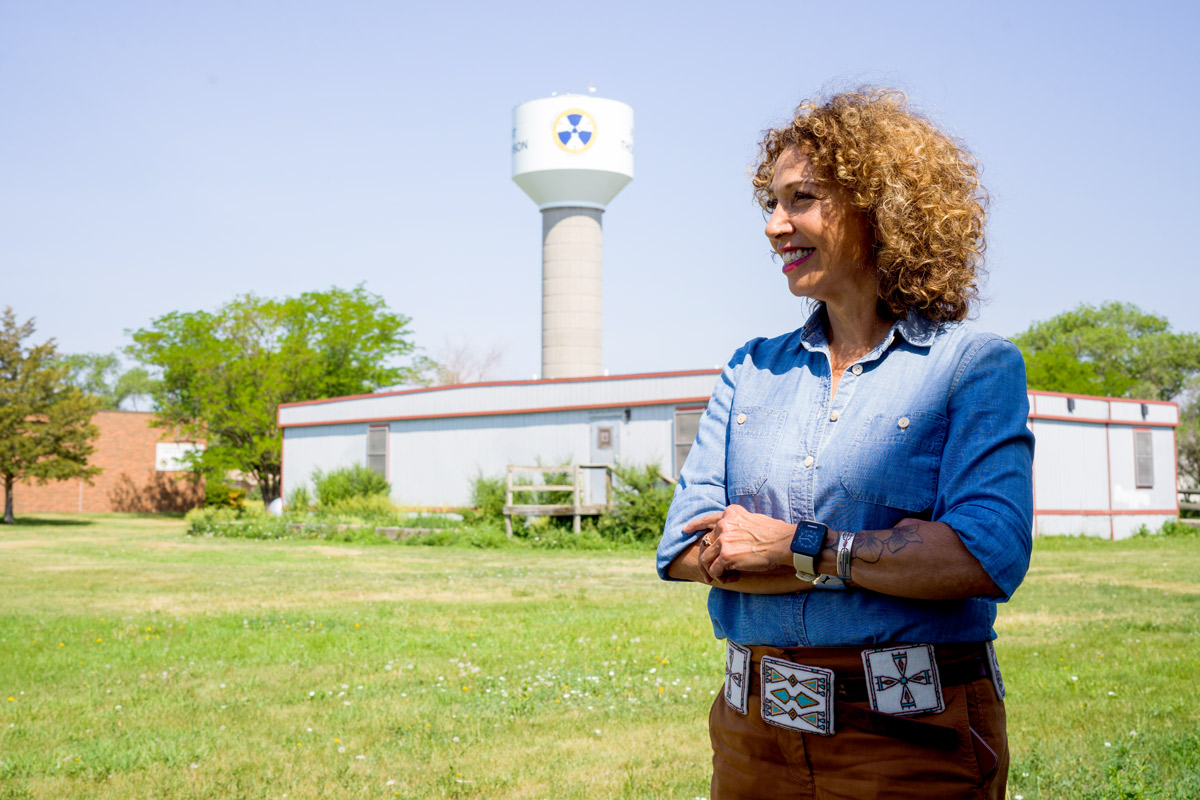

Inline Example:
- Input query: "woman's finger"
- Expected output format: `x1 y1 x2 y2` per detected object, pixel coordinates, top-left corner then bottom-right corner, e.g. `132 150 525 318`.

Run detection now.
698 552 714 584
707 547 729 581
682 511 725 533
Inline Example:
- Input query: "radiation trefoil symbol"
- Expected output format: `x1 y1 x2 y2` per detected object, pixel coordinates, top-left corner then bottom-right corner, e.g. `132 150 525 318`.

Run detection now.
553 109 596 153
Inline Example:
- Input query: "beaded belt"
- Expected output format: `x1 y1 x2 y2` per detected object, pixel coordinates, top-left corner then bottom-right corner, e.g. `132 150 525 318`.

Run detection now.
724 640 1005 753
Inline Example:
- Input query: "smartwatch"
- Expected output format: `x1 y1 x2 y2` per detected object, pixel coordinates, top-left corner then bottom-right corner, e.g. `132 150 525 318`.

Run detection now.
790 520 827 582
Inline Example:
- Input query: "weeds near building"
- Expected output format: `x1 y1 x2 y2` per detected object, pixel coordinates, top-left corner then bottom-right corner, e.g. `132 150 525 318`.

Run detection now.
188 460 672 551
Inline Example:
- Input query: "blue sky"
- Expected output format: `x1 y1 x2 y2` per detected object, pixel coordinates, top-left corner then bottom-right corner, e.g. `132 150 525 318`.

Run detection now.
3 0 1197 380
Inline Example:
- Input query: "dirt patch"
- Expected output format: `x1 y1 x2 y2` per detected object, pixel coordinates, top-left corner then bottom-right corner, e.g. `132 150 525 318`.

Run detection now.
1104 578 1200 595
996 609 1089 630
35 564 113 572
0 539 43 549
308 546 367 557
59 536 125 546
1026 571 1200 595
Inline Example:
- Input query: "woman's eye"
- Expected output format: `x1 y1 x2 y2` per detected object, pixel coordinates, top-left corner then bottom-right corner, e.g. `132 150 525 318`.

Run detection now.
793 191 814 203
764 198 778 212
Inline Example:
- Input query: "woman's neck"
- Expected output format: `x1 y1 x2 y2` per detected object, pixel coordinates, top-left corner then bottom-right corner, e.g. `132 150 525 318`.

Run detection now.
824 301 894 369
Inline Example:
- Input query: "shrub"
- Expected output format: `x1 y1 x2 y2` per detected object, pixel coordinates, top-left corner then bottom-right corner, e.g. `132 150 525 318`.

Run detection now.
466 472 506 523
595 463 675 544
204 480 246 510
185 506 289 539
286 485 314 512
318 493 400 525
404 521 510 549
1142 520 1200 537
312 465 390 506
465 462 672 545
528 523 613 551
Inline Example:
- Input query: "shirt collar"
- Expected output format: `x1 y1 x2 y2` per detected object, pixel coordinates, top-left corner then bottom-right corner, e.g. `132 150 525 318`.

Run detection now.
893 310 939 347
798 305 939 352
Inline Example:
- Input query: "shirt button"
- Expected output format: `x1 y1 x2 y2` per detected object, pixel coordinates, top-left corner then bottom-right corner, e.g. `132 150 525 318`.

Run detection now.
898 416 910 429
851 364 863 375
736 412 747 425
829 410 839 422
803 455 814 467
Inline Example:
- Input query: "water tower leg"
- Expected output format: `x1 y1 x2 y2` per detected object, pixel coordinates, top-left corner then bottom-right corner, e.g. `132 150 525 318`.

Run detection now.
541 207 603 379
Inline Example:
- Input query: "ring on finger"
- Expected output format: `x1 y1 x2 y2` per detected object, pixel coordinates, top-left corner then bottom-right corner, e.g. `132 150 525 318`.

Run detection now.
702 535 713 547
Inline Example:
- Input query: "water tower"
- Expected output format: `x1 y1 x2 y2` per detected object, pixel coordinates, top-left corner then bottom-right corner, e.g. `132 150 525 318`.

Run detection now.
512 94 634 379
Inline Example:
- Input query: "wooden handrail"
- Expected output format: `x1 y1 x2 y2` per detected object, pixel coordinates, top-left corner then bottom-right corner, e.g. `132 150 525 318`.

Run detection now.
503 464 613 538
509 485 576 492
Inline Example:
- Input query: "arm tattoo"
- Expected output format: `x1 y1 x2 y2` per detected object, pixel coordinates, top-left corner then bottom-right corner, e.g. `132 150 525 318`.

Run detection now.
853 524 923 564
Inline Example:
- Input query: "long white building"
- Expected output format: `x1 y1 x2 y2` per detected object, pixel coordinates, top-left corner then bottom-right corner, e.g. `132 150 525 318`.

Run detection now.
1026 390 1179 538
279 370 715 508
278 378 1180 540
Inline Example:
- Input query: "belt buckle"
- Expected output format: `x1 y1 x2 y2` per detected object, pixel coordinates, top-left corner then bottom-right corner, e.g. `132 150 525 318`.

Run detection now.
724 641 751 715
861 644 945 716
759 656 835 736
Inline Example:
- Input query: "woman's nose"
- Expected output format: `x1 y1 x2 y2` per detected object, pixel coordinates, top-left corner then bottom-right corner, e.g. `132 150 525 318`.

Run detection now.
764 205 792 239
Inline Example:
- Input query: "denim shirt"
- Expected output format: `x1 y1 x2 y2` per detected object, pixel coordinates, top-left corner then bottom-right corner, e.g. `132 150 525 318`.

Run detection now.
656 308 1035 647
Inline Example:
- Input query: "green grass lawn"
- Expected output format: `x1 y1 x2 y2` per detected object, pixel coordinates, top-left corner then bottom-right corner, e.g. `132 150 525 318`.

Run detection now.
1 516 1197 799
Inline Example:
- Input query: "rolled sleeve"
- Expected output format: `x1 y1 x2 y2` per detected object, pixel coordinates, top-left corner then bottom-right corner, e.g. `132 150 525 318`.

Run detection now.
655 347 746 580
934 337 1035 600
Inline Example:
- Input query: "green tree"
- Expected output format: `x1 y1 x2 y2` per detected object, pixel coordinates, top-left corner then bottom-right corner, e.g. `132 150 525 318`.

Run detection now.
126 286 417 504
0 308 103 524
1178 379 1200 500
58 352 157 410
1012 302 1200 401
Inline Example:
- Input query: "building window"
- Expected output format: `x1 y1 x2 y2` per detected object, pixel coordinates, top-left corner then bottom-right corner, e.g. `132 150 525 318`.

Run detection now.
1134 429 1153 488
367 425 388 478
673 408 704 478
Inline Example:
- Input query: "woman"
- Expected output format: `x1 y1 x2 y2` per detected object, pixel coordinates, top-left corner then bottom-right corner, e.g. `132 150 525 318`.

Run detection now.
657 87 1034 800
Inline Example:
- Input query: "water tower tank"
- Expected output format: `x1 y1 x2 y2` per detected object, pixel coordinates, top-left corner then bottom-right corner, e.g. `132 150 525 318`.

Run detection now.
512 95 634 379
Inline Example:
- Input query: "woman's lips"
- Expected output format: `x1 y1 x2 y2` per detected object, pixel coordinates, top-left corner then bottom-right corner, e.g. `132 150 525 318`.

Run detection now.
781 248 815 273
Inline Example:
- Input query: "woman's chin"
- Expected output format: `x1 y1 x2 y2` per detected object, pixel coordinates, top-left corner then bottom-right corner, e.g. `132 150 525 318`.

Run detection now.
786 282 817 300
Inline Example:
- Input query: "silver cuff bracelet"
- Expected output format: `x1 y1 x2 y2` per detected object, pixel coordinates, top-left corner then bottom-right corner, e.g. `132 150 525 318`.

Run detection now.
836 529 855 581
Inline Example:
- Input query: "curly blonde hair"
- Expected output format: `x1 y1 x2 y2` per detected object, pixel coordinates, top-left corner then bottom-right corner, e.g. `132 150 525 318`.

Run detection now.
752 87 988 322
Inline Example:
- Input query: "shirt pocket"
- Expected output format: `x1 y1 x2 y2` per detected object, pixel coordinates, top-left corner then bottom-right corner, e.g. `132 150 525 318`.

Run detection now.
726 405 788 498
838 411 948 512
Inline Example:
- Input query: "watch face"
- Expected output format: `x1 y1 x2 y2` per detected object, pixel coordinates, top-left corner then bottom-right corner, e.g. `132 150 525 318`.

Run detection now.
791 521 826 556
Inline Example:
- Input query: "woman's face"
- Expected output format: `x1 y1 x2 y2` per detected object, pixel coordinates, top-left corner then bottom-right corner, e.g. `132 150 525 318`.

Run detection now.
764 147 877 310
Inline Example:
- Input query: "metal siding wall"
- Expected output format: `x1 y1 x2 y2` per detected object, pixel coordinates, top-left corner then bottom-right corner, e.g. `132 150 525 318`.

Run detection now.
1031 420 1110 510
1149 427 1178 510
1153 404 1180 424
282 403 683 507
384 410 606 507
1109 401 1177 424
1108 426 1146 510
1035 394 1109 418
278 373 718 427
618 405 675 472
281 424 369 501
1110 403 1141 423
1112 514 1176 540
1036 515 1112 537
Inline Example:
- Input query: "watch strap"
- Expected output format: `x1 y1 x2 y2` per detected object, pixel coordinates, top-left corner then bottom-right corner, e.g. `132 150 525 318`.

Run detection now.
792 551 819 581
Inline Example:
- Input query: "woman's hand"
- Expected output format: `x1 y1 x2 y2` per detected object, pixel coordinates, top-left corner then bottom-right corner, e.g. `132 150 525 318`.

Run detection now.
685 504 796 583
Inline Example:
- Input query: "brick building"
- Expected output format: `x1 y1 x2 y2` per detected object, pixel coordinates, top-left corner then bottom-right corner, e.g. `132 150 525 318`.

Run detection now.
13 411 204 514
